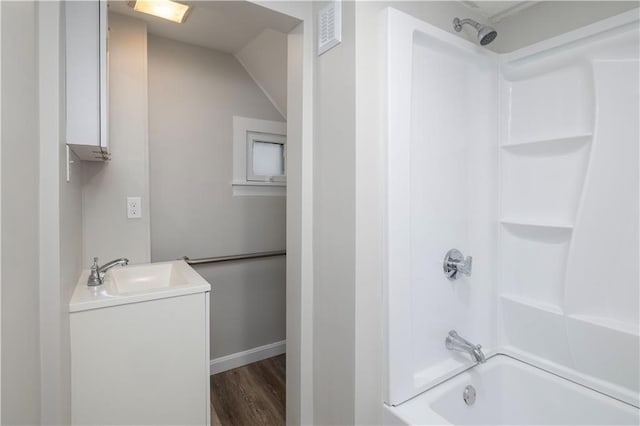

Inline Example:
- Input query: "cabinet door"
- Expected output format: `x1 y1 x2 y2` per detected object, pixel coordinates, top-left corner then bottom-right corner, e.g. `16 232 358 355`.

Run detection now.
66 0 108 160
71 293 209 425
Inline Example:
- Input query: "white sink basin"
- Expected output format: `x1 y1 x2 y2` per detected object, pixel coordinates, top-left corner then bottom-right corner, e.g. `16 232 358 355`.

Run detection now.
110 262 187 294
69 260 211 312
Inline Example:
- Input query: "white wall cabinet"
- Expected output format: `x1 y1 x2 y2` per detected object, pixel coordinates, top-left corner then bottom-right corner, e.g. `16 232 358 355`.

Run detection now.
70 292 210 425
65 0 109 160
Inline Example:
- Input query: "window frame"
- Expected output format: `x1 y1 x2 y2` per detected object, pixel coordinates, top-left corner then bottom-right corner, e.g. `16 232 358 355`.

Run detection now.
246 131 287 183
232 116 287 196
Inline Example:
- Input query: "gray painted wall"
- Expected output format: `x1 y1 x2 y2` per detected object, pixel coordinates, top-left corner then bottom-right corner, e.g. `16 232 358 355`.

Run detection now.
312 1 357 424
82 12 151 266
1 3 84 424
38 2 83 424
1 2 41 424
235 28 288 119
194 259 285 358
147 35 286 359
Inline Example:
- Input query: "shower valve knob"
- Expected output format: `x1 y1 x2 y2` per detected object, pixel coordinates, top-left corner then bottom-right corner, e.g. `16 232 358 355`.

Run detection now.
443 249 472 280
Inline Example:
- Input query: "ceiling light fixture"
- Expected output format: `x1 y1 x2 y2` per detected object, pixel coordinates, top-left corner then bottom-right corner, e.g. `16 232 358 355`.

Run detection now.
128 0 192 24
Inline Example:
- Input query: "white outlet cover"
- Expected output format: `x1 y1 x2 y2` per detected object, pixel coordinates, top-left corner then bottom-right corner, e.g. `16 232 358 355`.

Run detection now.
127 197 142 219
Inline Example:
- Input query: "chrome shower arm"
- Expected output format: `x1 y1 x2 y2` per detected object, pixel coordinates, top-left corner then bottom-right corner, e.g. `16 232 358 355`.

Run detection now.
453 17 481 32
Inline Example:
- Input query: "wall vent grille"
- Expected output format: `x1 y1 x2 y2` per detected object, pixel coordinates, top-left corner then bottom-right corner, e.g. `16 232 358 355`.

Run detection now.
318 1 342 56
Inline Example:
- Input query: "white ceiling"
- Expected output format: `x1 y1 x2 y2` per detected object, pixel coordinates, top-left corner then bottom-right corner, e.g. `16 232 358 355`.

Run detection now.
461 1 537 23
108 1 300 54
109 1 537 52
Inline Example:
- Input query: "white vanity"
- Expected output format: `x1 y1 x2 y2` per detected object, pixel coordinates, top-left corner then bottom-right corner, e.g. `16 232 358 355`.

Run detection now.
69 260 211 425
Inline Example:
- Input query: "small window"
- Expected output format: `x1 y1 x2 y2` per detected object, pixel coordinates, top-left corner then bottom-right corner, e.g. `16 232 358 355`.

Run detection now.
233 116 286 196
246 132 286 182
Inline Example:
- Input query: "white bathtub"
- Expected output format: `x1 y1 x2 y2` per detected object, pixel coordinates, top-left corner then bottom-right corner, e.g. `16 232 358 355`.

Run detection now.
383 355 640 425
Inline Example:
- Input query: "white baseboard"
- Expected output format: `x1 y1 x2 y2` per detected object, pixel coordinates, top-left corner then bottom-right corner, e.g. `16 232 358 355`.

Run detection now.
210 340 286 375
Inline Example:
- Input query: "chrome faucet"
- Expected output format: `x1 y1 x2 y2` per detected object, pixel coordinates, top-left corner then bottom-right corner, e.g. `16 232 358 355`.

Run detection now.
87 257 129 286
445 330 485 363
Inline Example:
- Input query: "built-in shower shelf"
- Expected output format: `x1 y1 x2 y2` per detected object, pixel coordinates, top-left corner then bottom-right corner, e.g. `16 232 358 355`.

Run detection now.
500 219 574 230
502 133 592 152
568 314 640 336
500 293 564 315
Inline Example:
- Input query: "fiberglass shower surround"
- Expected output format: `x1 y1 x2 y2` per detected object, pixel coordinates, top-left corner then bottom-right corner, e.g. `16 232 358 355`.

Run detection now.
383 5 639 421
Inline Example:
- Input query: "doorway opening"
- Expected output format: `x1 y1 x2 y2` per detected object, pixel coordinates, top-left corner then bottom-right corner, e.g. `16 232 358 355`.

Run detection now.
107 1 309 424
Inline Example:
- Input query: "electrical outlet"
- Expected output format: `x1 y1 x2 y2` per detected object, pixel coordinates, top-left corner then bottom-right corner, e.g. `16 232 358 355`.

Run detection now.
127 197 142 219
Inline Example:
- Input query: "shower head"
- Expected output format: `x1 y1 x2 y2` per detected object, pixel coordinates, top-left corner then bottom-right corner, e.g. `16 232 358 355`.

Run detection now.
453 17 498 46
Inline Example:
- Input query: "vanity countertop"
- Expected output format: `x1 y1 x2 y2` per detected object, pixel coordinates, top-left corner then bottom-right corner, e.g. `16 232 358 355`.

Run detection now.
69 260 211 313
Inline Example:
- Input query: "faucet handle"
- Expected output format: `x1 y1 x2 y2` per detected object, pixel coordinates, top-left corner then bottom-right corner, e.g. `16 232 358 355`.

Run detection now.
87 257 102 287
459 255 472 276
443 249 472 280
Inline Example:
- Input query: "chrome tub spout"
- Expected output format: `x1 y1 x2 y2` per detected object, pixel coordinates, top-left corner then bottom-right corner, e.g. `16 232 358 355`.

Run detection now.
445 330 486 363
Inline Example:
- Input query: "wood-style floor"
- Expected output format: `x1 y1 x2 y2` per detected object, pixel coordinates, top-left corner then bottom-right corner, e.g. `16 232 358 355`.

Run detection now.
211 355 286 426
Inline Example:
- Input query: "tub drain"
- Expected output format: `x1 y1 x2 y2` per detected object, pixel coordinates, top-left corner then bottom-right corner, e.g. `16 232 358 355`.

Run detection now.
463 385 476 405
